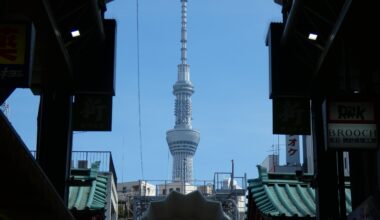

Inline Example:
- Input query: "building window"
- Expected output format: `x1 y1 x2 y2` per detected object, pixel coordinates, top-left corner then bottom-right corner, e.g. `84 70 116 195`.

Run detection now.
163 189 167 195
169 188 173 193
176 188 180 192
132 185 139 192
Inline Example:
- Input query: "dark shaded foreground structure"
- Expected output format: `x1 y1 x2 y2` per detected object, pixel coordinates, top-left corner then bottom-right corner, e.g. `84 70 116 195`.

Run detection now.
0 111 75 219
267 0 380 219
141 190 231 220
1 0 116 218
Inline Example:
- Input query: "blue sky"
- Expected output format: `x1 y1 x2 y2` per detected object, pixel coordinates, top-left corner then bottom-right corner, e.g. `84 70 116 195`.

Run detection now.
6 0 285 182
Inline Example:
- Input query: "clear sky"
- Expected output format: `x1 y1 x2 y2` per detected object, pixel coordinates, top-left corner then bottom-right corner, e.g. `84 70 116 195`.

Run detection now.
6 0 285 183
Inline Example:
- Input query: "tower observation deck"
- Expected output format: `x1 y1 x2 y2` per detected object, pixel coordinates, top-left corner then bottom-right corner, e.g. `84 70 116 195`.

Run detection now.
166 0 200 183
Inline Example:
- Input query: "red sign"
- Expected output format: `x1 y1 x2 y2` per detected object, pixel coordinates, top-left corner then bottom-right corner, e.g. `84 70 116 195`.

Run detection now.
0 22 34 88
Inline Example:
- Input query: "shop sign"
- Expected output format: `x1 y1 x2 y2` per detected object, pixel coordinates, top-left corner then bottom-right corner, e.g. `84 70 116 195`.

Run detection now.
73 94 112 131
273 98 311 135
285 135 300 165
324 100 377 149
0 22 35 88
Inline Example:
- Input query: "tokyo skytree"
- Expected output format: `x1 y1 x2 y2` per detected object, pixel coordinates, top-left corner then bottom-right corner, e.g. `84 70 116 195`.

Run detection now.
166 0 200 183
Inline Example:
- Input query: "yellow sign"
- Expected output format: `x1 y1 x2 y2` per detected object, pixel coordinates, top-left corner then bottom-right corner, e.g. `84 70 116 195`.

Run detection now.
0 24 27 65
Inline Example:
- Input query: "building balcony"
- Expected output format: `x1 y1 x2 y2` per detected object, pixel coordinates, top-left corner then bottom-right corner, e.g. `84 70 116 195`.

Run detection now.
31 150 118 184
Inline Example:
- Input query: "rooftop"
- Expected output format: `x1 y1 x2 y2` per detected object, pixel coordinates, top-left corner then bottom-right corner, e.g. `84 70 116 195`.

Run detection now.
247 166 352 218
68 161 109 212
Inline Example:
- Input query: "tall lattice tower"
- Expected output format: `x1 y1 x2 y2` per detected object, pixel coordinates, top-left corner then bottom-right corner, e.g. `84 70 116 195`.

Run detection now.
166 0 200 183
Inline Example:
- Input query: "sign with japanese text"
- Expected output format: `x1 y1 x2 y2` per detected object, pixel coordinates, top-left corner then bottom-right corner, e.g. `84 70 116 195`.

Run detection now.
273 98 311 135
324 100 377 149
285 135 300 165
73 95 112 131
0 22 34 88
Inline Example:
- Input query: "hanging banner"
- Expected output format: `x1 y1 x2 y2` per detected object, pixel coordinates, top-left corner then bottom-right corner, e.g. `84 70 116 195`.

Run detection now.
0 22 35 88
324 100 377 149
273 97 311 134
285 135 300 165
73 94 113 131
267 22 312 98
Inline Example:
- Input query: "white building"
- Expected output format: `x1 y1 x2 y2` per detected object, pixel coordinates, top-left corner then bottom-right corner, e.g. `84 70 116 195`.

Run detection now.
262 135 303 173
105 172 119 220
117 181 156 200
157 182 197 195
197 183 214 196
263 135 351 176
303 135 314 174
261 154 279 173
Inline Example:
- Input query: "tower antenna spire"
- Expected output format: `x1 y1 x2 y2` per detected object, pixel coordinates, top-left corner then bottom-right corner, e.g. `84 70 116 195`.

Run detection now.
180 0 188 65
166 0 200 184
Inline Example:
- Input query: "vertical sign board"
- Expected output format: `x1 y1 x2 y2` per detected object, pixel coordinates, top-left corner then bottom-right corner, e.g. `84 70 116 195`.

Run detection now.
0 22 34 88
285 135 300 165
73 19 116 95
324 100 377 149
73 95 113 131
268 22 311 99
273 98 311 135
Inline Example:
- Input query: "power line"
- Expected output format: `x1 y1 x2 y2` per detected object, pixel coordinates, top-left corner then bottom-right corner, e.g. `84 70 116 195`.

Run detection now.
136 0 144 179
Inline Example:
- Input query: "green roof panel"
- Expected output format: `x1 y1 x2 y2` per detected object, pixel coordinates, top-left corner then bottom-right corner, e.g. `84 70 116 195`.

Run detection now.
68 161 109 211
248 165 351 218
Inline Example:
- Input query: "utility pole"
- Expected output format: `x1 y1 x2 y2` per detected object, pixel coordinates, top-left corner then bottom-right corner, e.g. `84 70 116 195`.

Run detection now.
230 160 234 190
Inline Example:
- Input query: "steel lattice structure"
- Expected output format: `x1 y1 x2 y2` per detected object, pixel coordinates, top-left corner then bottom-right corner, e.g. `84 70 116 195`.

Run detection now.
166 0 200 183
